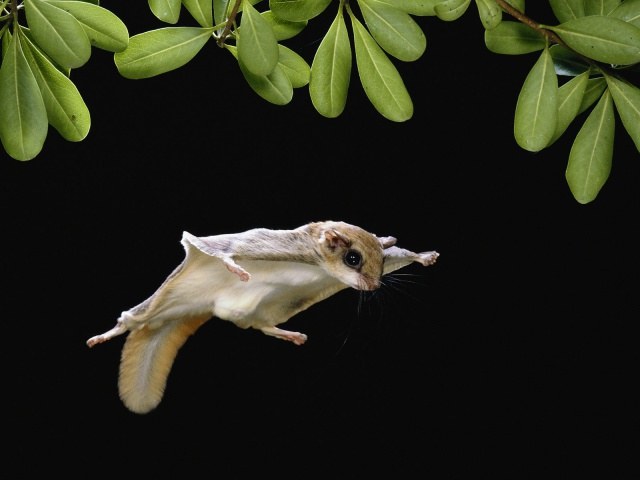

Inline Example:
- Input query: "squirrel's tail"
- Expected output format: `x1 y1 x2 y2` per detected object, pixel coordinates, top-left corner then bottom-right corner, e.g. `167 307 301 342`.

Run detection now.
118 315 209 414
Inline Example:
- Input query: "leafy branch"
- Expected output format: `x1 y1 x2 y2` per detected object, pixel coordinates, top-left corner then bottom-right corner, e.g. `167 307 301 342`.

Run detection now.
1 0 640 204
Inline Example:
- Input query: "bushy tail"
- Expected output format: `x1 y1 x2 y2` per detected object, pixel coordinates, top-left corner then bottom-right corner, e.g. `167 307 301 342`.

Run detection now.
118 315 209 414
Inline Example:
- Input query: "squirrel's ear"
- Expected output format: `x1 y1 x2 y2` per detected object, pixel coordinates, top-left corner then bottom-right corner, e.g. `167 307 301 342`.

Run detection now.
378 236 397 248
322 228 350 250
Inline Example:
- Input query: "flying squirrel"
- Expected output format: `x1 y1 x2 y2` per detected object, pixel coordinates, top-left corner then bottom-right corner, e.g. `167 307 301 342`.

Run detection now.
87 221 440 414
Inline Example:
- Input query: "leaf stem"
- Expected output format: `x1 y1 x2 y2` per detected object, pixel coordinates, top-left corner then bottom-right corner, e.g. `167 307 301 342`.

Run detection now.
216 0 243 47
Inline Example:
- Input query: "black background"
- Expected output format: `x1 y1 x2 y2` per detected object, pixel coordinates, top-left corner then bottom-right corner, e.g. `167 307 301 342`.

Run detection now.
2 2 638 477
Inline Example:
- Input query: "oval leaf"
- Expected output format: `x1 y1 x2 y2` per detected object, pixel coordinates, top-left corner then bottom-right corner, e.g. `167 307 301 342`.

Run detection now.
549 44 590 76
46 0 129 52
584 0 621 16
270 0 332 22
550 70 589 144
549 0 584 23
309 7 351 118
115 27 213 79
149 0 182 24
610 0 640 28
349 11 413 122
434 0 471 21
484 21 545 55
383 0 440 16
545 16 640 66
514 47 558 151
476 0 502 30
20 28 90 142
578 77 607 114
262 10 307 40
238 0 279 76
358 0 426 62
277 44 310 88
566 90 615 204
606 74 640 151
183 0 213 27
0 33 48 161
227 45 293 105
24 0 91 68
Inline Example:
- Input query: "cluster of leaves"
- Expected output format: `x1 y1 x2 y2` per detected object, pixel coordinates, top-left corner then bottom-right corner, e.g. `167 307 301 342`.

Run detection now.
482 0 640 203
0 0 128 160
1 0 640 204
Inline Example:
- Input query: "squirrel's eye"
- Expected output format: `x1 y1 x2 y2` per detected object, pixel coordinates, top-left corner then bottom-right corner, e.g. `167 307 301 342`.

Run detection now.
343 250 362 268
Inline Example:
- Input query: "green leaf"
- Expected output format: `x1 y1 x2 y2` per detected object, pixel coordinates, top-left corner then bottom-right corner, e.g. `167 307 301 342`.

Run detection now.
238 0 279 76
214 0 230 25
484 21 545 55
610 0 640 28
0 32 48 161
227 45 293 105
269 0 332 22
45 0 129 52
349 10 413 122
550 70 588 144
584 0 621 16
277 44 309 88
358 0 426 62
578 77 606 114
24 0 91 69
514 47 558 151
149 0 182 24
549 44 590 76
566 89 614 204
605 74 640 151
309 7 351 118
475 0 501 30
549 0 584 23
373 0 441 16
182 0 213 27
544 16 640 66
261 10 307 40
115 27 213 79
20 28 90 141
434 0 471 21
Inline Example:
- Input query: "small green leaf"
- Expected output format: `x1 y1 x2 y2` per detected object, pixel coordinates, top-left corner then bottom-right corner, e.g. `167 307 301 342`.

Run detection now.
182 0 214 27
358 0 426 62
46 0 129 52
214 0 230 25
434 0 471 21
549 44 590 76
270 0 332 22
475 0 501 30
374 0 441 16
309 7 351 118
566 89 614 204
545 16 640 66
277 44 309 88
115 27 214 79
349 10 413 122
149 0 182 24
578 77 607 114
514 47 558 151
484 21 545 55
24 0 92 68
549 0 584 23
227 45 293 105
606 74 640 151
584 0 621 16
238 0 279 76
610 0 640 28
0 32 48 161
550 70 588 144
262 10 307 40
20 28 90 142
